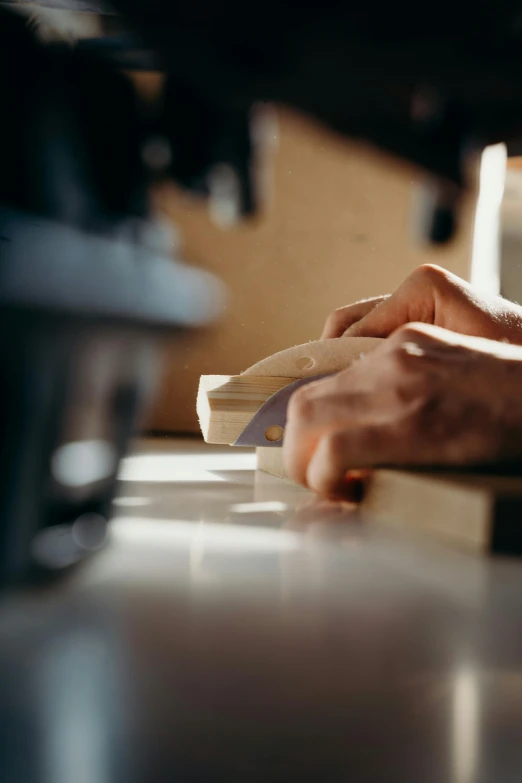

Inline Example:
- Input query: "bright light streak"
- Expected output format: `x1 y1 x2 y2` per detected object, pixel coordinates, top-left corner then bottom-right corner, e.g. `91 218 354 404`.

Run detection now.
118 452 256 483
112 497 152 507
471 142 506 295
452 667 480 783
230 501 288 514
112 516 300 554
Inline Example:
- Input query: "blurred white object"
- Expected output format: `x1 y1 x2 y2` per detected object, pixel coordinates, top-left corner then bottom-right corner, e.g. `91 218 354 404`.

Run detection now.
499 161 522 304
470 143 506 296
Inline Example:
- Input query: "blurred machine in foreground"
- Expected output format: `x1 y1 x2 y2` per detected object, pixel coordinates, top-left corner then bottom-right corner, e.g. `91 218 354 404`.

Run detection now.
0 8 223 584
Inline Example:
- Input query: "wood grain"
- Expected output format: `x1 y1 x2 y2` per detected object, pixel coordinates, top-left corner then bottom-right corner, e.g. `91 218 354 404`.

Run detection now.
199 337 382 445
197 375 294 444
254 457 522 554
364 470 522 554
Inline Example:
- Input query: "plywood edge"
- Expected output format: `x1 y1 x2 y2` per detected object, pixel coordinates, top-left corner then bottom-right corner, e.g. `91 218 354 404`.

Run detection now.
363 469 493 552
197 374 294 444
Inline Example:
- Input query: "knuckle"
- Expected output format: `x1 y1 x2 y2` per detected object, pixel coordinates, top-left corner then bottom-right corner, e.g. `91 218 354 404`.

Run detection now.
414 263 450 287
394 343 426 373
325 308 347 333
395 323 426 341
391 323 450 365
391 324 429 358
287 387 314 422
415 393 442 428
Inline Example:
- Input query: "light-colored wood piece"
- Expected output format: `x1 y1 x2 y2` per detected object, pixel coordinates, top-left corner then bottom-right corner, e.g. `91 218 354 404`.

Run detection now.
198 337 383 446
242 337 382 378
255 457 522 554
363 470 522 553
197 375 294 444
253 463 311 504
257 447 289 480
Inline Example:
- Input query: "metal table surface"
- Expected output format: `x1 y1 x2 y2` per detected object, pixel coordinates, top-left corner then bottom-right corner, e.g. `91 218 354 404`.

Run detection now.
2 437 522 783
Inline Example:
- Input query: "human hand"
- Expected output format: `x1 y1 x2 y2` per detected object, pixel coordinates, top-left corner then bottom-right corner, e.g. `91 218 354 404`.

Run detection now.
284 323 522 498
321 264 522 344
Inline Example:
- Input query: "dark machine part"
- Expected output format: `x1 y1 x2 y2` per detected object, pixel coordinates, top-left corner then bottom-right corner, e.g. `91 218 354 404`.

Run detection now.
101 0 522 243
0 9 221 585
12 0 522 240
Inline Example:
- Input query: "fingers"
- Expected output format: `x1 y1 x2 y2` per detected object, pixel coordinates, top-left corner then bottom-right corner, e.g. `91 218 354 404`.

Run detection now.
395 321 519 360
343 267 431 337
343 297 407 338
343 264 455 338
306 429 395 498
285 315 522 500
283 373 382 486
322 264 504 342
321 296 388 339
283 323 446 494
320 264 448 340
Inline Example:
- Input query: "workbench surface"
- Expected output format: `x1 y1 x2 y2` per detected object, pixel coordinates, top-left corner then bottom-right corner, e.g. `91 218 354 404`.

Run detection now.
2 437 522 782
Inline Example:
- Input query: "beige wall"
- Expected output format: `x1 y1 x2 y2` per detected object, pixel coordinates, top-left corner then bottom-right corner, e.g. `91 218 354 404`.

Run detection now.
147 108 476 432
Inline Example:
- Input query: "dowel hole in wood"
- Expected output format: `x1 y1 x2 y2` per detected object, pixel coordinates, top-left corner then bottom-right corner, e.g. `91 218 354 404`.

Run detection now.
264 425 284 442
296 356 314 370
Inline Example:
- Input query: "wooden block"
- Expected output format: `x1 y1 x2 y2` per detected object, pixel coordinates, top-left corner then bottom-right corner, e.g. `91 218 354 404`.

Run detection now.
255 456 522 554
253 462 311 503
197 374 294 444
198 337 383 446
257 447 288 480
363 470 522 554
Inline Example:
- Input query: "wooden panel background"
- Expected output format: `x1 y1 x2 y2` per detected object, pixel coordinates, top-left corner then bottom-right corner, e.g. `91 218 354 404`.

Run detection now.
146 107 477 432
